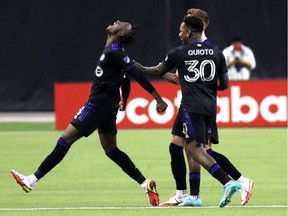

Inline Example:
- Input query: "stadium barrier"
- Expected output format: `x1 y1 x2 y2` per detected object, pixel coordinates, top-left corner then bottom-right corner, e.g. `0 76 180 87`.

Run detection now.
54 80 287 130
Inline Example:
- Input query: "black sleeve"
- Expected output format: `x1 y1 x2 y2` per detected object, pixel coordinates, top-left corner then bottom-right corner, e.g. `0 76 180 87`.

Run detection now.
126 66 156 94
121 74 131 99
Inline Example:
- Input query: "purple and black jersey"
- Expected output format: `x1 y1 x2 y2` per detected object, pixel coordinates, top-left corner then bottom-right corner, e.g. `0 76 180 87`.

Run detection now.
162 41 227 116
89 42 135 104
88 42 155 107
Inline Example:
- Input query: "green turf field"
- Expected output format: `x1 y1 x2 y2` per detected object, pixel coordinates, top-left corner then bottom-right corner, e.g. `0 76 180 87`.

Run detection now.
0 123 287 216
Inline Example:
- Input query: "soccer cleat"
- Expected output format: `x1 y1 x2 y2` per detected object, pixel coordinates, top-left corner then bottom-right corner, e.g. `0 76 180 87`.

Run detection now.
145 180 159 206
178 195 202 207
11 170 34 193
159 195 187 206
240 178 254 205
219 180 241 208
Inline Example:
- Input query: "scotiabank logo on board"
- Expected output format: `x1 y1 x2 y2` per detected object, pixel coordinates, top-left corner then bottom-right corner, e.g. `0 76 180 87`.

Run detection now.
115 80 287 128
217 86 286 127
54 80 287 130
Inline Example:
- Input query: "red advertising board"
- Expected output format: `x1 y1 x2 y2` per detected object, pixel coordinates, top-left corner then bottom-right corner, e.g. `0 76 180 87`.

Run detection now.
54 80 287 130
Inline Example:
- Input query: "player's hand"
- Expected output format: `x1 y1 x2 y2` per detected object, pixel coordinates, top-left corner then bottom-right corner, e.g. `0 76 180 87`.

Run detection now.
156 98 168 112
119 99 127 111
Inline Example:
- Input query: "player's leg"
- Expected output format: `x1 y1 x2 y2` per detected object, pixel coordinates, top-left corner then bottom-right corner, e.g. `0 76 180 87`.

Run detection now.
159 135 187 206
206 146 242 181
178 156 202 207
170 108 187 197
207 145 254 205
206 120 242 180
185 140 241 207
11 123 83 192
207 122 254 205
99 123 159 206
182 111 240 207
35 123 83 178
11 103 99 193
160 108 188 206
206 147 254 205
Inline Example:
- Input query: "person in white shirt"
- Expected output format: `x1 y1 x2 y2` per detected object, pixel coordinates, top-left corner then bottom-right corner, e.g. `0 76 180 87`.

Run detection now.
222 36 256 80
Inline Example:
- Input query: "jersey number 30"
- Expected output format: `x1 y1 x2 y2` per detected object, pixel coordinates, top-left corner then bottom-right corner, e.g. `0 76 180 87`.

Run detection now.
184 59 215 82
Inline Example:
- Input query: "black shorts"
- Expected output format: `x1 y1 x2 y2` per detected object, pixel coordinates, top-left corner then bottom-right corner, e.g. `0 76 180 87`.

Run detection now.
208 120 219 144
172 106 219 144
71 102 118 137
171 106 186 138
172 106 214 144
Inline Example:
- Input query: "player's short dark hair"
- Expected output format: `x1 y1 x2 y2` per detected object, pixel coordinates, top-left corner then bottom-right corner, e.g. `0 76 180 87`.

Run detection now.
120 25 139 46
183 15 204 33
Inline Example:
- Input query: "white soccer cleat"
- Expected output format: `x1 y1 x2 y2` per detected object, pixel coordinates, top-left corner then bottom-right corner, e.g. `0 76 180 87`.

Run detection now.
11 170 34 193
178 195 202 207
159 195 187 207
239 178 254 205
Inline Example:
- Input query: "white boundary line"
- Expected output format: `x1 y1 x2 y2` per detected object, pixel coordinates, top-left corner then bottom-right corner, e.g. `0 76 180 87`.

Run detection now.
0 205 287 211
0 112 54 122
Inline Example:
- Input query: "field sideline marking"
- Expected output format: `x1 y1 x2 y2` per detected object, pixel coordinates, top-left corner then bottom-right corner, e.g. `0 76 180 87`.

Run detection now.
0 205 287 211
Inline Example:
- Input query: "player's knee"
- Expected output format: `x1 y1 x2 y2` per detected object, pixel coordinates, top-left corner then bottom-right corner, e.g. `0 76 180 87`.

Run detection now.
106 147 119 158
171 135 185 147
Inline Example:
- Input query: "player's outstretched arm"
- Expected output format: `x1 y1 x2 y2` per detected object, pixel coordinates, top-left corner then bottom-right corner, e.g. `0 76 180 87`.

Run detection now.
126 66 168 112
134 61 167 76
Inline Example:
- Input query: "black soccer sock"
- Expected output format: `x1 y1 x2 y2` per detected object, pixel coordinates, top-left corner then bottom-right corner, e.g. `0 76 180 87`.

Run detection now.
207 149 241 180
189 172 200 196
169 143 187 190
34 138 71 180
106 147 146 184
208 163 231 185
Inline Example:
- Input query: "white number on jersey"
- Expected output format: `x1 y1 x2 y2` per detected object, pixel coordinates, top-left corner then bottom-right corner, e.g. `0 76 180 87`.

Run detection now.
95 66 103 77
184 59 215 82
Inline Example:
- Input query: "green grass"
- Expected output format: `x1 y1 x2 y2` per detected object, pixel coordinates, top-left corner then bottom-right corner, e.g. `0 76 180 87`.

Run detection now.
0 122 54 131
0 123 287 216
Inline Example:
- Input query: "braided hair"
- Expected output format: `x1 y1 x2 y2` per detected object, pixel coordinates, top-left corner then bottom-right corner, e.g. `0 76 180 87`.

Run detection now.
119 25 139 47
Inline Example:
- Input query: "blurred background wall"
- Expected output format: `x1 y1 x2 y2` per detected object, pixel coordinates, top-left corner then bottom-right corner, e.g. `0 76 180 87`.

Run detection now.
0 0 287 111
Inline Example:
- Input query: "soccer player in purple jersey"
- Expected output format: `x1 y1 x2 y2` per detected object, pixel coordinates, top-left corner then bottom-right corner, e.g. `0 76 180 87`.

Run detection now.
159 9 253 207
136 15 241 208
11 20 170 206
